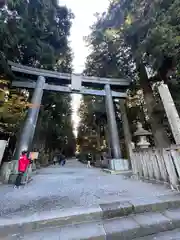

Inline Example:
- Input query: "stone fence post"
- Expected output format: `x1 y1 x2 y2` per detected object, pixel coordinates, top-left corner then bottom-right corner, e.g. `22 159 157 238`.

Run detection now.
157 83 180 145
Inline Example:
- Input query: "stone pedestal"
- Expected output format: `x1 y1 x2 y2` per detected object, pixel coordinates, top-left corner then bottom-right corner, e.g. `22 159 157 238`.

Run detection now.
0 159 34 184
0 140 7 166
109 159 129 171
0 161 13 183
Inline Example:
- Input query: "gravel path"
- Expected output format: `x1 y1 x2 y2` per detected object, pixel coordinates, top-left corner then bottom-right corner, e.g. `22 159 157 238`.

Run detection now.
0 159 178 217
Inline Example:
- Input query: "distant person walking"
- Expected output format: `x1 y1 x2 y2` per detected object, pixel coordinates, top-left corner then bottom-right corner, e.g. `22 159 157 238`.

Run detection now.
61 154 66 166
87 161 91 168
57 152 66 166
14 150 30 189
53 155 57 165
87 153 92 168
58 153 63 165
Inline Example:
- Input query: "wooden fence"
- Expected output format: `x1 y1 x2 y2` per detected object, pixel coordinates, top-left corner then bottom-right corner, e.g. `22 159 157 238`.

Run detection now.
131 146 180 190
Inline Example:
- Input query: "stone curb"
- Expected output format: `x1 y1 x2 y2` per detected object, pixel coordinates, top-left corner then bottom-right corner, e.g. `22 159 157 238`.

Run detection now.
103 209 180 240
133 228 180 240
0 205 103 238
7 209 180 240
100 195 180 219
1 196 180 238
102 169 133 177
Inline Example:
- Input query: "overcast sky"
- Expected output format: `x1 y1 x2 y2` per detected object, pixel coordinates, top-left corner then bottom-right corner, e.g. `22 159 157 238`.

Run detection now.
59 0 109 137
59 0 109 73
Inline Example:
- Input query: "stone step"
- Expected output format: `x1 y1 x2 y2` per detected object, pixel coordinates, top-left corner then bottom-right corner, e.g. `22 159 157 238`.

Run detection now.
135 228 180 239
5 208 180 240
1 195 180 239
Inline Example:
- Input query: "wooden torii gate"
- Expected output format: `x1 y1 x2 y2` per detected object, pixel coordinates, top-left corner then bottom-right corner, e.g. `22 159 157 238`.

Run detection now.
8 61 130 171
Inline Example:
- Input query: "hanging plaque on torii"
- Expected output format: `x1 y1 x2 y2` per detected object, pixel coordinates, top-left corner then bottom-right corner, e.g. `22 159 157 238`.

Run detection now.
71 74 82 92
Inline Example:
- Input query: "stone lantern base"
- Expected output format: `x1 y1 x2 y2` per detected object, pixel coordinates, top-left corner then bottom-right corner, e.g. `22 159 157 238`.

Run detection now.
103 159 132 176
109 159 129 171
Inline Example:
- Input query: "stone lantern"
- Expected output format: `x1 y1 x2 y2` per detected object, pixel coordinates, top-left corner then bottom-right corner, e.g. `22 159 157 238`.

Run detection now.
134 122 152 149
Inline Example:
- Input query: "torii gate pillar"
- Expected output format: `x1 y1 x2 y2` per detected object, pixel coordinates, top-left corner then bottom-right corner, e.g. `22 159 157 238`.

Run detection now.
13 76 45 161
105 84 129 171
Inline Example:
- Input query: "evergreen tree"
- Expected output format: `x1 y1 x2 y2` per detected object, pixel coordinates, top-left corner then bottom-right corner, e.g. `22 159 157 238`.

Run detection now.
0 0 76 159
84 0 180 147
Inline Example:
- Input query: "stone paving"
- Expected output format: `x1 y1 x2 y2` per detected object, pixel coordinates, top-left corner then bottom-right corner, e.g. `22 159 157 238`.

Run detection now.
0 159 179 218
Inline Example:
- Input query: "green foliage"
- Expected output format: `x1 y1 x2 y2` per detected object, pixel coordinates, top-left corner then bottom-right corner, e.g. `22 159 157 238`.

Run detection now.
83 0 180 147
0 0 73 70
0 0 75 156
84 16 135 80
35 92 75 156
77 95 106 153
102 0 180 76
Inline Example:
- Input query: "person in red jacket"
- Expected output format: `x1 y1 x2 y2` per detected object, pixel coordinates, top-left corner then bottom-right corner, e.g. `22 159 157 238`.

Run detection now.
14 150 30 188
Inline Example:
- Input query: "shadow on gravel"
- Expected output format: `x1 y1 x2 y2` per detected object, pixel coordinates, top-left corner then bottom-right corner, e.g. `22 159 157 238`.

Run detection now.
0 196 76 217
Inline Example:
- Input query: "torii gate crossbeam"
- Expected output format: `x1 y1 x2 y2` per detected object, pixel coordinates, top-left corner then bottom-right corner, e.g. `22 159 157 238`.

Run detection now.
12 81 127 98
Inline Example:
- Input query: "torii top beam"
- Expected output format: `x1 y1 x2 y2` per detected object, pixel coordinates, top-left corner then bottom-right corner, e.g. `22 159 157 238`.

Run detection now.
8 61 131 98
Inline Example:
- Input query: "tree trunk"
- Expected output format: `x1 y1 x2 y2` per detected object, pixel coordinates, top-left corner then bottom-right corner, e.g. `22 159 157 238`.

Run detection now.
105 124 112 158
136 61 170 148
119 99 132 168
